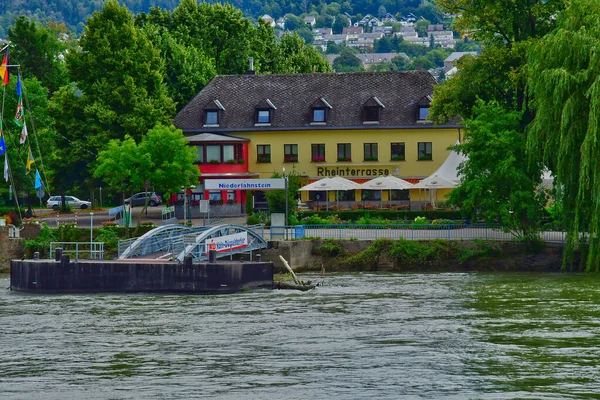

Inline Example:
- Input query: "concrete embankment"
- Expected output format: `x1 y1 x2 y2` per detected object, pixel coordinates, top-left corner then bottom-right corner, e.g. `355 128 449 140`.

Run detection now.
262 239 576 272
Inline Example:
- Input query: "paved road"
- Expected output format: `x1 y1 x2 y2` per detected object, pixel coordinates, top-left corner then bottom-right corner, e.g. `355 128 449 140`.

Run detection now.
34 206 167 228
34 206 246 228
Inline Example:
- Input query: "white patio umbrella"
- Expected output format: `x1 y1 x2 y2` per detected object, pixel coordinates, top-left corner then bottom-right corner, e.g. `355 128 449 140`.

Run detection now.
359 176 413 208
299 176 360 210
412 174 457 189
412 174 457 208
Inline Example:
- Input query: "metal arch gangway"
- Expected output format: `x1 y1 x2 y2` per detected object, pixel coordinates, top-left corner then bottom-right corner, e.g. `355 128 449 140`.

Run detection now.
118 224 209 259
175 224 268 262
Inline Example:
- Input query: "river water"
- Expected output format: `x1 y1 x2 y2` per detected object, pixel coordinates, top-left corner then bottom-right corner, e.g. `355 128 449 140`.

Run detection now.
1 272 600 399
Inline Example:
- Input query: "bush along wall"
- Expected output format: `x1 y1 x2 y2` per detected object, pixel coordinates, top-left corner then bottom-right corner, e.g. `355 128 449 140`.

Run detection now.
310 238 568 272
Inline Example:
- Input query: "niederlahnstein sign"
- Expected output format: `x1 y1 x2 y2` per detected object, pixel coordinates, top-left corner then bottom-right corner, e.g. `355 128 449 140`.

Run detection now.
316 166 393 177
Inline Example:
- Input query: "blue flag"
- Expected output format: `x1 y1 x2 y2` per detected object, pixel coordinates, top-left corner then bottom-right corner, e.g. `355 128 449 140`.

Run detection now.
0 134 6 155
35 169 42 189
16 75 21 97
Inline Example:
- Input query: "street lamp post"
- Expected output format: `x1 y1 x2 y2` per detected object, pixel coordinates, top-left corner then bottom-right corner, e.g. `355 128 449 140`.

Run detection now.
283 168 288 226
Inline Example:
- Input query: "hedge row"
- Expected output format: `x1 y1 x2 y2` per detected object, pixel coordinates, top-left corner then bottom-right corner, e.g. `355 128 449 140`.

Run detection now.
297 209 464 222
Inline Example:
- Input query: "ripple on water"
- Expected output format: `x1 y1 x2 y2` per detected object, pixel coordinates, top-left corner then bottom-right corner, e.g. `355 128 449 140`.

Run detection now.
1 272 600 399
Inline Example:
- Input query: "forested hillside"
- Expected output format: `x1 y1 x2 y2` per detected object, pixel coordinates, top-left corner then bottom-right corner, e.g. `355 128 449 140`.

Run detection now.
0 0 438 36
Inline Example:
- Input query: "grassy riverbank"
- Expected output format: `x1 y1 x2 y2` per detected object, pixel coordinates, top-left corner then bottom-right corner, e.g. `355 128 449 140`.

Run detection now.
266 238 576 273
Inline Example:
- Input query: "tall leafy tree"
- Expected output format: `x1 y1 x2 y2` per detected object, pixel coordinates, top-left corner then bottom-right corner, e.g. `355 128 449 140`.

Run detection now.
449 101 547 239
527 0 600 270
94 125 199 227
7 17 72 95
171 0 255 75
137 124 199 197
275 33 333 73
430 0 567 245
332 48 364 72
49 0 175 192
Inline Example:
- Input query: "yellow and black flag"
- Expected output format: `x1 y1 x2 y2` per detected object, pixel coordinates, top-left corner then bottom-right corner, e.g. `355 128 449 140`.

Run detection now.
26 146 34 174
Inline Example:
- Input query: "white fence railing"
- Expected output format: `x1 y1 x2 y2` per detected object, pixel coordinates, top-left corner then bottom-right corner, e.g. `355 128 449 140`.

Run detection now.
50 242 105 260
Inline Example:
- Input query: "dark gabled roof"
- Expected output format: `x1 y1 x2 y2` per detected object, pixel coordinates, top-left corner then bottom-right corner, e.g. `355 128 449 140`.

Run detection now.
416 95 433 106
311 97 332 109
173 71 444 132
255 98 277 109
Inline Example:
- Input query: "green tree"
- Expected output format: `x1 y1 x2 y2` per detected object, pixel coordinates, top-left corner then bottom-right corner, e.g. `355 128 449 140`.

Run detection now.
448 101 547 240
137 124 199 198
332 48 364 72
332 14 349 34
93 136 147 198
138 22 215 110
94 124 199 227
391 55 411 70
527 0 600 270
284 14 304 31
49 0 175 191
265 169 302 221
276 33 333 73
171 0 255 75
8 17 71 95
436 0 566 44
415 19 431 37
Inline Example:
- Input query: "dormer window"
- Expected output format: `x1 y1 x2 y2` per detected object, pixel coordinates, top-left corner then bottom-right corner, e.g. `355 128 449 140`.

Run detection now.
204 110 219 125
310 97 332 124
312 108 326 122
362 96 385 124
256 109 271 123
363 106 380 122
255 98 276 125
416 95 432 123
203 99 225 127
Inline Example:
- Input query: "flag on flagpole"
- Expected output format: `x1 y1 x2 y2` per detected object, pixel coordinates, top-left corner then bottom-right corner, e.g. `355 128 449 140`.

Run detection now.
0 134 6 155
2 49 7 86
19 121 27 144
0 54 7 86
4 155 8 182
16 74 21 97
35 169 42 189
26 146 34 173
14 97 23 126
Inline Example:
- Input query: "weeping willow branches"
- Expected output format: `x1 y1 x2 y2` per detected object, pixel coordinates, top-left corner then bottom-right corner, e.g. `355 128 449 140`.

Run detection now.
528 0 600 271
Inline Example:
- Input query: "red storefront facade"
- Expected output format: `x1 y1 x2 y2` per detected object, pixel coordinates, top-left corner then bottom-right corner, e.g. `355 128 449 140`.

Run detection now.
186 133 259 206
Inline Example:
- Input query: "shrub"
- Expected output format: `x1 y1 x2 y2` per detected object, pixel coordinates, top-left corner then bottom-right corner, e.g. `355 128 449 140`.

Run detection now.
413 216 428 225
23 222 57 258
431 219 453 225
247 215 261 225
317 239 344 257
57 222 84 242
95 228 120 258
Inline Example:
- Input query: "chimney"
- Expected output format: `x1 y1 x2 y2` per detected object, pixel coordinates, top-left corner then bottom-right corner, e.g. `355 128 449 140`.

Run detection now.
246 57 256 75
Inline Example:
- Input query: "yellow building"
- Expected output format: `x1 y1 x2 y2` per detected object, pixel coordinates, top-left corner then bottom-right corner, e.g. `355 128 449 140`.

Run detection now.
174 71 462 209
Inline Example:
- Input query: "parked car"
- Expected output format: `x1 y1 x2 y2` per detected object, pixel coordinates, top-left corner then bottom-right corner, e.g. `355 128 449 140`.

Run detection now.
124 192 162 207
46 195 92 211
